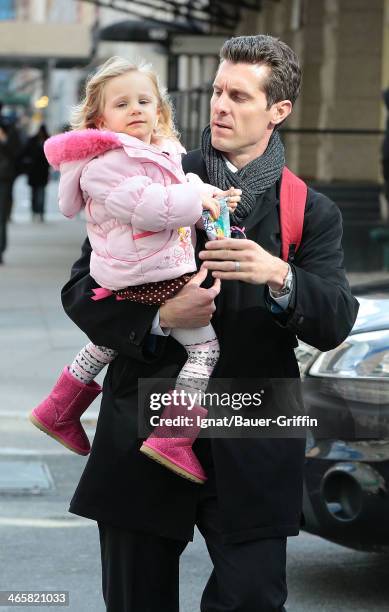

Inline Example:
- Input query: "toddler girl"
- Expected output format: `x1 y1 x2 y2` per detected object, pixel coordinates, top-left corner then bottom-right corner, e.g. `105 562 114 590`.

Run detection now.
29 56 240 485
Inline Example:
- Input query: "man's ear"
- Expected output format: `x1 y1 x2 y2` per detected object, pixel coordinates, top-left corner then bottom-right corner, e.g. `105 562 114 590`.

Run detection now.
271 100 292 126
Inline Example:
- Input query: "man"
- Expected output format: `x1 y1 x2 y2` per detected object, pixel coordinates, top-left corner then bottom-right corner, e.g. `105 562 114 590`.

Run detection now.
62 35 359 611
0 121 15 264
0 103 24 223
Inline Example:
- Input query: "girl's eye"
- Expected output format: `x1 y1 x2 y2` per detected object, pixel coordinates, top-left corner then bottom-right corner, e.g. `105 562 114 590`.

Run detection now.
139 99 149 104
117 102 127 108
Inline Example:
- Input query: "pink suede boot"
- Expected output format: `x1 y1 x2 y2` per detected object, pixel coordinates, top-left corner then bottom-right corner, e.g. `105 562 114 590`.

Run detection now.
140 393 207 484
29 366 101 455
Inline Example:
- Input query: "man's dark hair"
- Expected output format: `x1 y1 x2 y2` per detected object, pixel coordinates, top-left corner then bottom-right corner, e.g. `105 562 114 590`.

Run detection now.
220 34 301 108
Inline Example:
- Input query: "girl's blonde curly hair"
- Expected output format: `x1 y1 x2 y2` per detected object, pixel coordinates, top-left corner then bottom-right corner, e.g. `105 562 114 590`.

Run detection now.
70 56 179 142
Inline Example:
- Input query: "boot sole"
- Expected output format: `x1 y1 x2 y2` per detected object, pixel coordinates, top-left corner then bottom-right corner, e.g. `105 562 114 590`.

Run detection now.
140 444 205 485
29 412 90 456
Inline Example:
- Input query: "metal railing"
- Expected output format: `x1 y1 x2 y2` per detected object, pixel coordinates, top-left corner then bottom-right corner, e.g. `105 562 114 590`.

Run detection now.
171 88 212 150
170 87 385 150
82 0 268 32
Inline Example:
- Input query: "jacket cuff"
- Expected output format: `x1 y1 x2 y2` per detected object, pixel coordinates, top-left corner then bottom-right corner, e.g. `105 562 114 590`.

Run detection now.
264 264 297 326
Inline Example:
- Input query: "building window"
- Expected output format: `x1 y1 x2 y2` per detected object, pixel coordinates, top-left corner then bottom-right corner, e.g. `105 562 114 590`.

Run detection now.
0 0 15 20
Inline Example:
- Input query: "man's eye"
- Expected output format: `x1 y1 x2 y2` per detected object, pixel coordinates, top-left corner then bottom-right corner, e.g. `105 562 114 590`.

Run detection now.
213 90 221 96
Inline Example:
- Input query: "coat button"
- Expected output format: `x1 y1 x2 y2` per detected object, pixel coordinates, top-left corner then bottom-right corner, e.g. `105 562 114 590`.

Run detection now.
129 331 136 342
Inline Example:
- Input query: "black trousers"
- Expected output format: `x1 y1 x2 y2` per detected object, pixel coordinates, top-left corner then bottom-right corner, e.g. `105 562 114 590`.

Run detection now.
98 470 287 612
0 181 12 255
31 185 46 216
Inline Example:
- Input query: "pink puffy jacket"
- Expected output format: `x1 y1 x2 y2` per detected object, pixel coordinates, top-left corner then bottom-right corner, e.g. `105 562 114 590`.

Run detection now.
44 129 211 290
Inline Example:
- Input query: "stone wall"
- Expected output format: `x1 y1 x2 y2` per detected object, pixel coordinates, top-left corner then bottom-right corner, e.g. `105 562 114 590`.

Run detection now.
239 0 385 182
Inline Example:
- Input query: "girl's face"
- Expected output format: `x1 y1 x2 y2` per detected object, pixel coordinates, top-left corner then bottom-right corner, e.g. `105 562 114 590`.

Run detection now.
98 71 160 144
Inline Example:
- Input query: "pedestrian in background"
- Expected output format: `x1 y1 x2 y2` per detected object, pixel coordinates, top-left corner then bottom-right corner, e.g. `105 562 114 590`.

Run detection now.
22 124 50 222
0 120 16 264
0 103 25 222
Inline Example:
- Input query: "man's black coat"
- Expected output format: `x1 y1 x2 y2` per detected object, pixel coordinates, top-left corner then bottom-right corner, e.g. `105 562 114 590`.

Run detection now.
62 150 359 544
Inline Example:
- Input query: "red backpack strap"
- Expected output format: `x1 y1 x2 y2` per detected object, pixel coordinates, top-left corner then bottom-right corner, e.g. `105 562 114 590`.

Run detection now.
279 166 308 262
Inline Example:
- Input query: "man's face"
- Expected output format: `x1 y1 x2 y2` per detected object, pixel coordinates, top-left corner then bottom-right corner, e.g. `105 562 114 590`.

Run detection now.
210 61 280 159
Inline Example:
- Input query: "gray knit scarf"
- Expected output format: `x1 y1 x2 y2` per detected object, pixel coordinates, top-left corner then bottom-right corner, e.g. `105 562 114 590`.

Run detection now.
201 124 285 224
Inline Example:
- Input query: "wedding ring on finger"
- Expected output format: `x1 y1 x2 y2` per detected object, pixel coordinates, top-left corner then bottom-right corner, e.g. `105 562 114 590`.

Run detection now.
235 261 240 272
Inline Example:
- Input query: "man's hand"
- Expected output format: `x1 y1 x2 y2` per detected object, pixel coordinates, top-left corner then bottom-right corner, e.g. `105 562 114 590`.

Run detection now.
199 238 289 288
159 268 221 328
201 188 242 219
214 187 242 213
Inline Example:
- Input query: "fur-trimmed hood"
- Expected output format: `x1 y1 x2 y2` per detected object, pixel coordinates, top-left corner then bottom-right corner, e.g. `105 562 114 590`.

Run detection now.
44 129 187 218
44 128 185 170
44 129 121 170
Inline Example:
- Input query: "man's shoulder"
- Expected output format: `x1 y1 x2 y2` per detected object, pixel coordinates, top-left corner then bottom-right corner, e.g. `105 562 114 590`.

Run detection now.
282 170 337 211
182 148 208 179
183 148 202 162
279 170 340 222
305 185 342 224
306 184 339 210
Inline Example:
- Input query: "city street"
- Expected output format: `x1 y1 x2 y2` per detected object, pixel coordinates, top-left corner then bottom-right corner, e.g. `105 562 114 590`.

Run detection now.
0 176 388 611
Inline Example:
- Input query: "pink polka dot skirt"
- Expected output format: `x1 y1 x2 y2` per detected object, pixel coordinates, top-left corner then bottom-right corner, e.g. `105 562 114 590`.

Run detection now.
113 273 195 305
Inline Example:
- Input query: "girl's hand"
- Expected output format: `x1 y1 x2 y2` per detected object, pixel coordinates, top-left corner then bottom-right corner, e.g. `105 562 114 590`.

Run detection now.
215 187 241 213
201 195 220 219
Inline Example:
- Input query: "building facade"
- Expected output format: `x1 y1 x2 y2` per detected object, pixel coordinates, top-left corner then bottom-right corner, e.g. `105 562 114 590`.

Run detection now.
238 0 388 183
0 0 95 132
1 0 388 184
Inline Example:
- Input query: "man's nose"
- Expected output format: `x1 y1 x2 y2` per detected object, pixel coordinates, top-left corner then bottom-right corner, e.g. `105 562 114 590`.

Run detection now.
212 93 229 115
